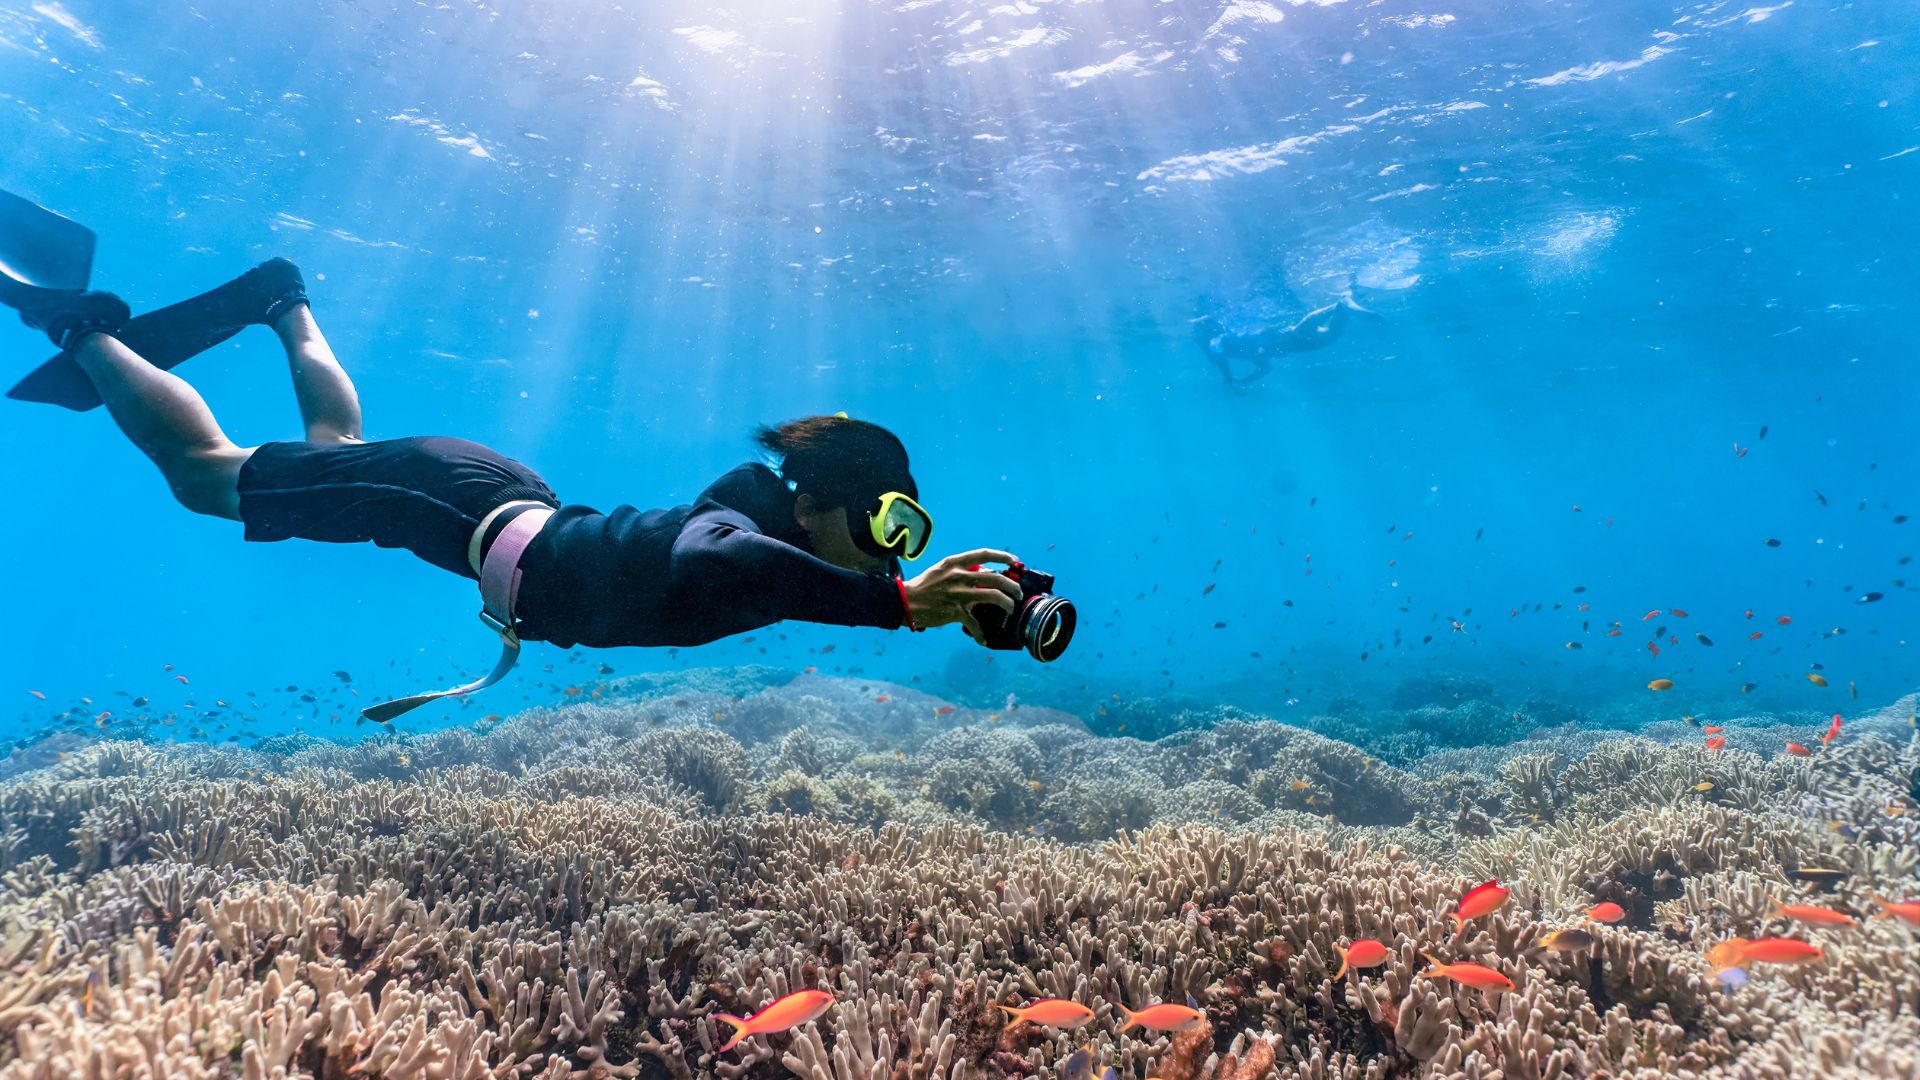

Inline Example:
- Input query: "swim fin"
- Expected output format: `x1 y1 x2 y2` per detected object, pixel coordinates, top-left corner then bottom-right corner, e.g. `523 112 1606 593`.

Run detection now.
0 188 95 296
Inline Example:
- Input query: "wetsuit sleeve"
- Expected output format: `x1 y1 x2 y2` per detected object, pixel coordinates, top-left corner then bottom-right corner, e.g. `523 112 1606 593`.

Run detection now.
670 513 906 630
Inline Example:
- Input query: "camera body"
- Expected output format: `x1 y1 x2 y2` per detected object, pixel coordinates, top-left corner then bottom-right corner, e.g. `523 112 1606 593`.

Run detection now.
969 562 1076 662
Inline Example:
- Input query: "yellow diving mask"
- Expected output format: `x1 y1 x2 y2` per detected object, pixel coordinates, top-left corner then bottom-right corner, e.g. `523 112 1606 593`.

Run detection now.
862 490 933 561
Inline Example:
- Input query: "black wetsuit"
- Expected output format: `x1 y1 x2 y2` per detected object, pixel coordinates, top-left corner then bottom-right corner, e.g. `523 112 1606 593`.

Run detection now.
237 438 906 648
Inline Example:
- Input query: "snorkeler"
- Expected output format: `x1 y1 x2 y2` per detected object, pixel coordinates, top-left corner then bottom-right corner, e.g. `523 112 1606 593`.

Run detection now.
1194 293 1383 389
1 191 1064 721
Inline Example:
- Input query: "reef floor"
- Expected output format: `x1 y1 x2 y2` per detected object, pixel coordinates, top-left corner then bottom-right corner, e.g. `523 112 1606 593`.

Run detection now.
1 671 1916 1079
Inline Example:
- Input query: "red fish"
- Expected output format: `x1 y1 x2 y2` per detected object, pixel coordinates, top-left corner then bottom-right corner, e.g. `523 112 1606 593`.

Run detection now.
1786 742 1812 757
1749 631 1764 640
1705 736 1726 750
1420 953 1513 992
874 694 891 703
1776 616 1792 625
1704 725 1724 734
1451 881 1511 933
715 990 836 1052
1732 938 1824 966
1333 939 1392 979
1821 714 1842 746
1587 902 1626 923
1871 897 1920 926
1648 643 1661 657
1771 903 1854 928
1670 609 1689 618
935 705 956 716
1643 610 1661 622
1115 1002 1206 1033
1744 609 1754 619
995 998 1095 1029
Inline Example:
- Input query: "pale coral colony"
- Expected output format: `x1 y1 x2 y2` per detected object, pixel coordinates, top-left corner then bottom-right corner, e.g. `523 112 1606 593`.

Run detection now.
1 671 1917 1079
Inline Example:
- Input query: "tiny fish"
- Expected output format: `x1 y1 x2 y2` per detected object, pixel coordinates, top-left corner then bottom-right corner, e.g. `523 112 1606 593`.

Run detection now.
1787 868 1849 887
1777 616 1792 625
1732 938 1824 967
875 694 891 703
175 675 190 685
1537 928 1595 953
1786 742 1812 757
1696 633 1713 646
1420 953 1513 992
1758 424 1769 439
333 670 353 682
1821 713 1841 745
1750 631 1764 640
26 690 45 700
1764 538 1782 547
935 705 957 716
1202 583 1216 596
1060 1046 1095 1080
1858 591 1884 603
996 998 1095 1029
1741 682 1759 694
1451 881 1512 933
1115 1002 1206 1033
1807 673 1828 687
1332 938 1392 978
1648 678 1674 691
1771 903 1854 928
1643 610 1661 622
715 990 837 1052
1670 609 1689 618
1704 725 1724 734
1871 897 1920 926
1564 641 1583 650
1693 781 1715 792
1588 902 1626 924
1706 736 1726 750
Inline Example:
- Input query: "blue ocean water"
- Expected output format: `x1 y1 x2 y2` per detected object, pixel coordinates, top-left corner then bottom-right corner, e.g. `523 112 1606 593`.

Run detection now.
1 0 1915 746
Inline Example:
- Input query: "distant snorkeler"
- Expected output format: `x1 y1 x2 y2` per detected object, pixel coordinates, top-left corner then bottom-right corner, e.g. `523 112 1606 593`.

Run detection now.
1193 291 1384 389
0 190 1075 722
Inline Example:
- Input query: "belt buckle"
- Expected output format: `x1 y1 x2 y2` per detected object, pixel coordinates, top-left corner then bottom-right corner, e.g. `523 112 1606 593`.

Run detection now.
479 609 520 647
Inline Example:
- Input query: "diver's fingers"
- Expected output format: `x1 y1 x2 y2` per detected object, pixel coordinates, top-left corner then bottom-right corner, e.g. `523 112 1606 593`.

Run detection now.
941 548 1018 569
954 586 1017 615
960 613 984 641
951 569 1021 599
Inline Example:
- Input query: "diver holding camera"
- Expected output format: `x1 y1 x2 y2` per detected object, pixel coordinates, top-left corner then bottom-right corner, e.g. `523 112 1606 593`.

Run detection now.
0 189 1075 721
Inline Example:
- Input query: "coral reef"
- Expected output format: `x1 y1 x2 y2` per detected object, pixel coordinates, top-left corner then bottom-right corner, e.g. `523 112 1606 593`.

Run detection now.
1 677 1916 1078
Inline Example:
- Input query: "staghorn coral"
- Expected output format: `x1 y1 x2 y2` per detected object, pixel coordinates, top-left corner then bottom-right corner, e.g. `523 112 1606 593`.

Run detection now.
0 677 1915 1080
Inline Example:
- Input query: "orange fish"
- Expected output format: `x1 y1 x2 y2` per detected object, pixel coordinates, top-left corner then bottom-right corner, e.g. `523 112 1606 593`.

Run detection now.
1771 903 1854 928
1706 736 1726 750
1643 610 1661 622
875 694 891 703
1706 937 1753 971
1821 714 1842 746
1452 880 1511 932
1749 631 1764 640
175 675 190 685
996 998 1095 1029
1648 678 1674 691
1333 939 1392 979
1730 938 1824 967
1420 953 1513 992
1807 673 1828 687
1115 1002 1207 1033
715 990 836 1052
1587 902 1626 923
1776 616 1792 625
1870 897 1920 926
1704 725 1724 734
1786 742 1812 757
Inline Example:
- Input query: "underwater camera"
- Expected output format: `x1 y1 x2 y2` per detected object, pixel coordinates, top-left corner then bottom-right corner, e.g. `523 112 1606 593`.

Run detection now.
970 562 1076 662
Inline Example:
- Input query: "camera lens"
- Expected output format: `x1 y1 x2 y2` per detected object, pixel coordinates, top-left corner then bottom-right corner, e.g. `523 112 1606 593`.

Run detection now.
1019 595 1076 662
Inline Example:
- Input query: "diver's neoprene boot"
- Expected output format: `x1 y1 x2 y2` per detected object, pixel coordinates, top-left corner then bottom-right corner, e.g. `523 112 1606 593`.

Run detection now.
237 257 309 326
14 289 130 351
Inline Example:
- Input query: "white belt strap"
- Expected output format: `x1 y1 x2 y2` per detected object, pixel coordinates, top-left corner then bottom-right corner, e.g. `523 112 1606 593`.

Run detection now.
361 506 555 725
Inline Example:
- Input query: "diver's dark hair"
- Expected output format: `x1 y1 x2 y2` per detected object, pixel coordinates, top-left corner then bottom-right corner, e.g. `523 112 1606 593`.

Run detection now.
753 415 916 508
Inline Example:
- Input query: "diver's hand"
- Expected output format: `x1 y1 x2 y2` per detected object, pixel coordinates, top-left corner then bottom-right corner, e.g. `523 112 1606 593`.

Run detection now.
902 549 1021 638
